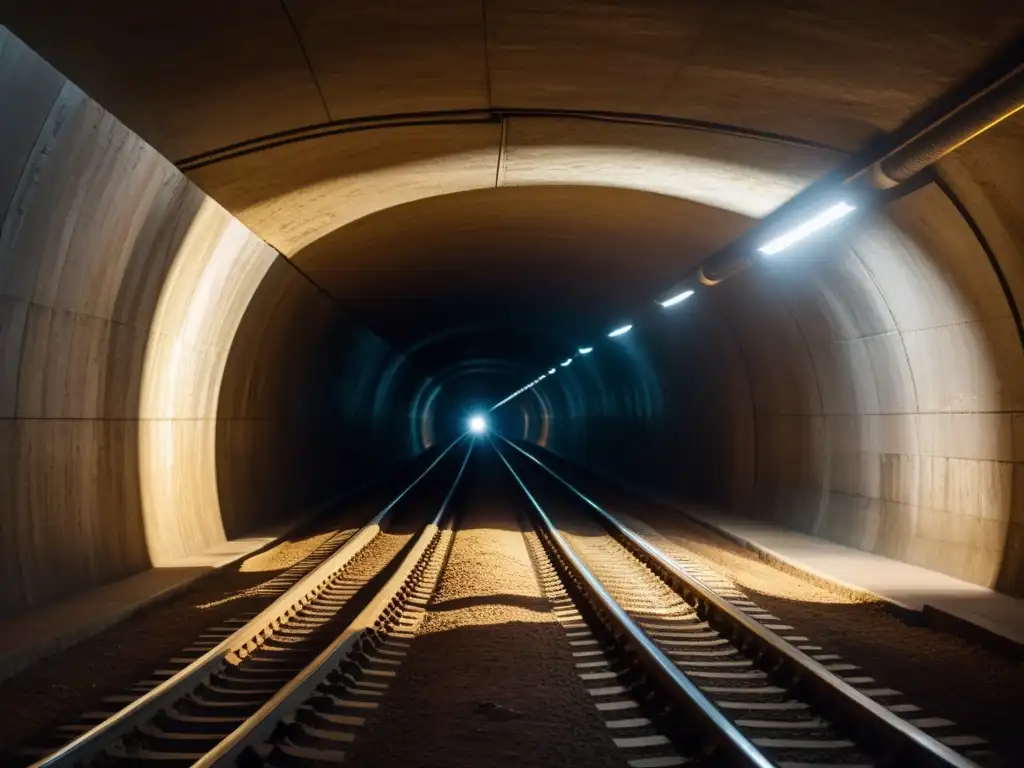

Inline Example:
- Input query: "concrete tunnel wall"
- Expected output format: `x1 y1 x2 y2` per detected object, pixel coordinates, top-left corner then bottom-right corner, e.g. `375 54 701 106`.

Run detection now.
2 2 1024 619
211 117 1022 595
0 30 423 617
529 178 1024 592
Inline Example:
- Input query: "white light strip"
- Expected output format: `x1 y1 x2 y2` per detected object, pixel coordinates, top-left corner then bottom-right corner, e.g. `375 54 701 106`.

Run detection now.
758 201 855 256
608 324 632 338
560 358 573 367
491 368 552 410
659 289 694 308
578 347 593 354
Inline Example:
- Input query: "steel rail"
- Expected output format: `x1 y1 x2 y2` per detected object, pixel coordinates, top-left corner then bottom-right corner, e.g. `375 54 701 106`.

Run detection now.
502 436 976 768
197 438 474 766
493 439 774 767
30 436 466 768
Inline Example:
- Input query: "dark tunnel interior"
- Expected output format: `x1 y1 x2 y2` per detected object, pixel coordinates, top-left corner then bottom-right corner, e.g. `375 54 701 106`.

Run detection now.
1 1 1023 624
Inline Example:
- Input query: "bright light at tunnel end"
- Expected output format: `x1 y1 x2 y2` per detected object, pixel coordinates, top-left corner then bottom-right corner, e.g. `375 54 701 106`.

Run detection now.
468 414 488 435
758 201 856 257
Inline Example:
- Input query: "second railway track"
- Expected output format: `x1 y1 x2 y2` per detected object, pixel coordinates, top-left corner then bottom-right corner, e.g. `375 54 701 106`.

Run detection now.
496 437 989 768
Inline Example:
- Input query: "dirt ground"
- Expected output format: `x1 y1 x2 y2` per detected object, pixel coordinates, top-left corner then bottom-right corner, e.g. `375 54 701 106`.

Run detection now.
344 454 626 768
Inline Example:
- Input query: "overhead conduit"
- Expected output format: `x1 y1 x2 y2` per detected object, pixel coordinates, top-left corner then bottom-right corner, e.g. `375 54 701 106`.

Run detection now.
491 45 1024 593
694 57 1024 288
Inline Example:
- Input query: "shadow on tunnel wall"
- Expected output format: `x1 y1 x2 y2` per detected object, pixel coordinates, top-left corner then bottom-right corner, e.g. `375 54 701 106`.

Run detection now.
216 259 425 540
0 27 427 618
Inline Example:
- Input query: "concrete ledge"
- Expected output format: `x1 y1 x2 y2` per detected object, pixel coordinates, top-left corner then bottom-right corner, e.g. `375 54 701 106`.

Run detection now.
0 448 435 683
529 445 1024 657
674 507 1024 658
0 496 330 683
920 604 1024 659
679 505 913 606
674 507 924 619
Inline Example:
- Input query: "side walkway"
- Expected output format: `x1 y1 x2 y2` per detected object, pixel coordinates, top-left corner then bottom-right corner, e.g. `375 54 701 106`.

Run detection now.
684 507 1024 652
521 443 1024 654
0 520 294 682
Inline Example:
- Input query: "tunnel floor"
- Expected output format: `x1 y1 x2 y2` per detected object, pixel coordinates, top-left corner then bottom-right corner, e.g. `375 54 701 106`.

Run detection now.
3 442 1022 767
343 457 625 768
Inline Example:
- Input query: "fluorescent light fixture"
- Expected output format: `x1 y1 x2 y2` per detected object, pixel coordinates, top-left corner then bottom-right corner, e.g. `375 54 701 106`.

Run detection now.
578 347 593 354
468 415 487 434
560 358 573 367
758 201 855 256
608 324 632 338
548 368 556 374
659 289 694 308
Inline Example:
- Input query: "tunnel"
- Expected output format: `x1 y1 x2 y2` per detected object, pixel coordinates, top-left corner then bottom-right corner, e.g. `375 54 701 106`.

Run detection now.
1 3 1023 766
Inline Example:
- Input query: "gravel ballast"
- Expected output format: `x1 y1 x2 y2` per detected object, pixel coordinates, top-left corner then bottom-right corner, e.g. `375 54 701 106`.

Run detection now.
345 452 625 767
559 464 1024 762
0 467 426 758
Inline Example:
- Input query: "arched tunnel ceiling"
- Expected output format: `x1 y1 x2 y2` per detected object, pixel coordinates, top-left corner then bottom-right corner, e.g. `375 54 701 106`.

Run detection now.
6 0 1020 412
4 0 1021 162
293 186 752 374
185 118 838 256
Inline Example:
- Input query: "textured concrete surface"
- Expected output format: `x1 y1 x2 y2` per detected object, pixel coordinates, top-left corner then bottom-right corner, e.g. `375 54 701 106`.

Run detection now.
714 180 1024 589
4 1 1020 160
184 116 835 257
0 29 423 618
0 0 1023 625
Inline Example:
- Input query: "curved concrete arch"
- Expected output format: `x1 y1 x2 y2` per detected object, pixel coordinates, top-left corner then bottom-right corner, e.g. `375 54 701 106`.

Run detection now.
703 182 1024 586
189 117 837 256
2 14 1024 629
218 122 1021 588
0 31 425 612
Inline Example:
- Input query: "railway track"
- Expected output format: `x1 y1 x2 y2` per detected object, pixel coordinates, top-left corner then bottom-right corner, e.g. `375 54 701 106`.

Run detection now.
17 436 1000 766
226 455 464 767
23 438 470 768
12 450 457 765
495 436 984 768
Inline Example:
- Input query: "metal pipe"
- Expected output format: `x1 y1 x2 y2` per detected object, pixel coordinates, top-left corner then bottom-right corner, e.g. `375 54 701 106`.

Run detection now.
870 64 1024 188
698 250 754 287
689 55 1024 289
